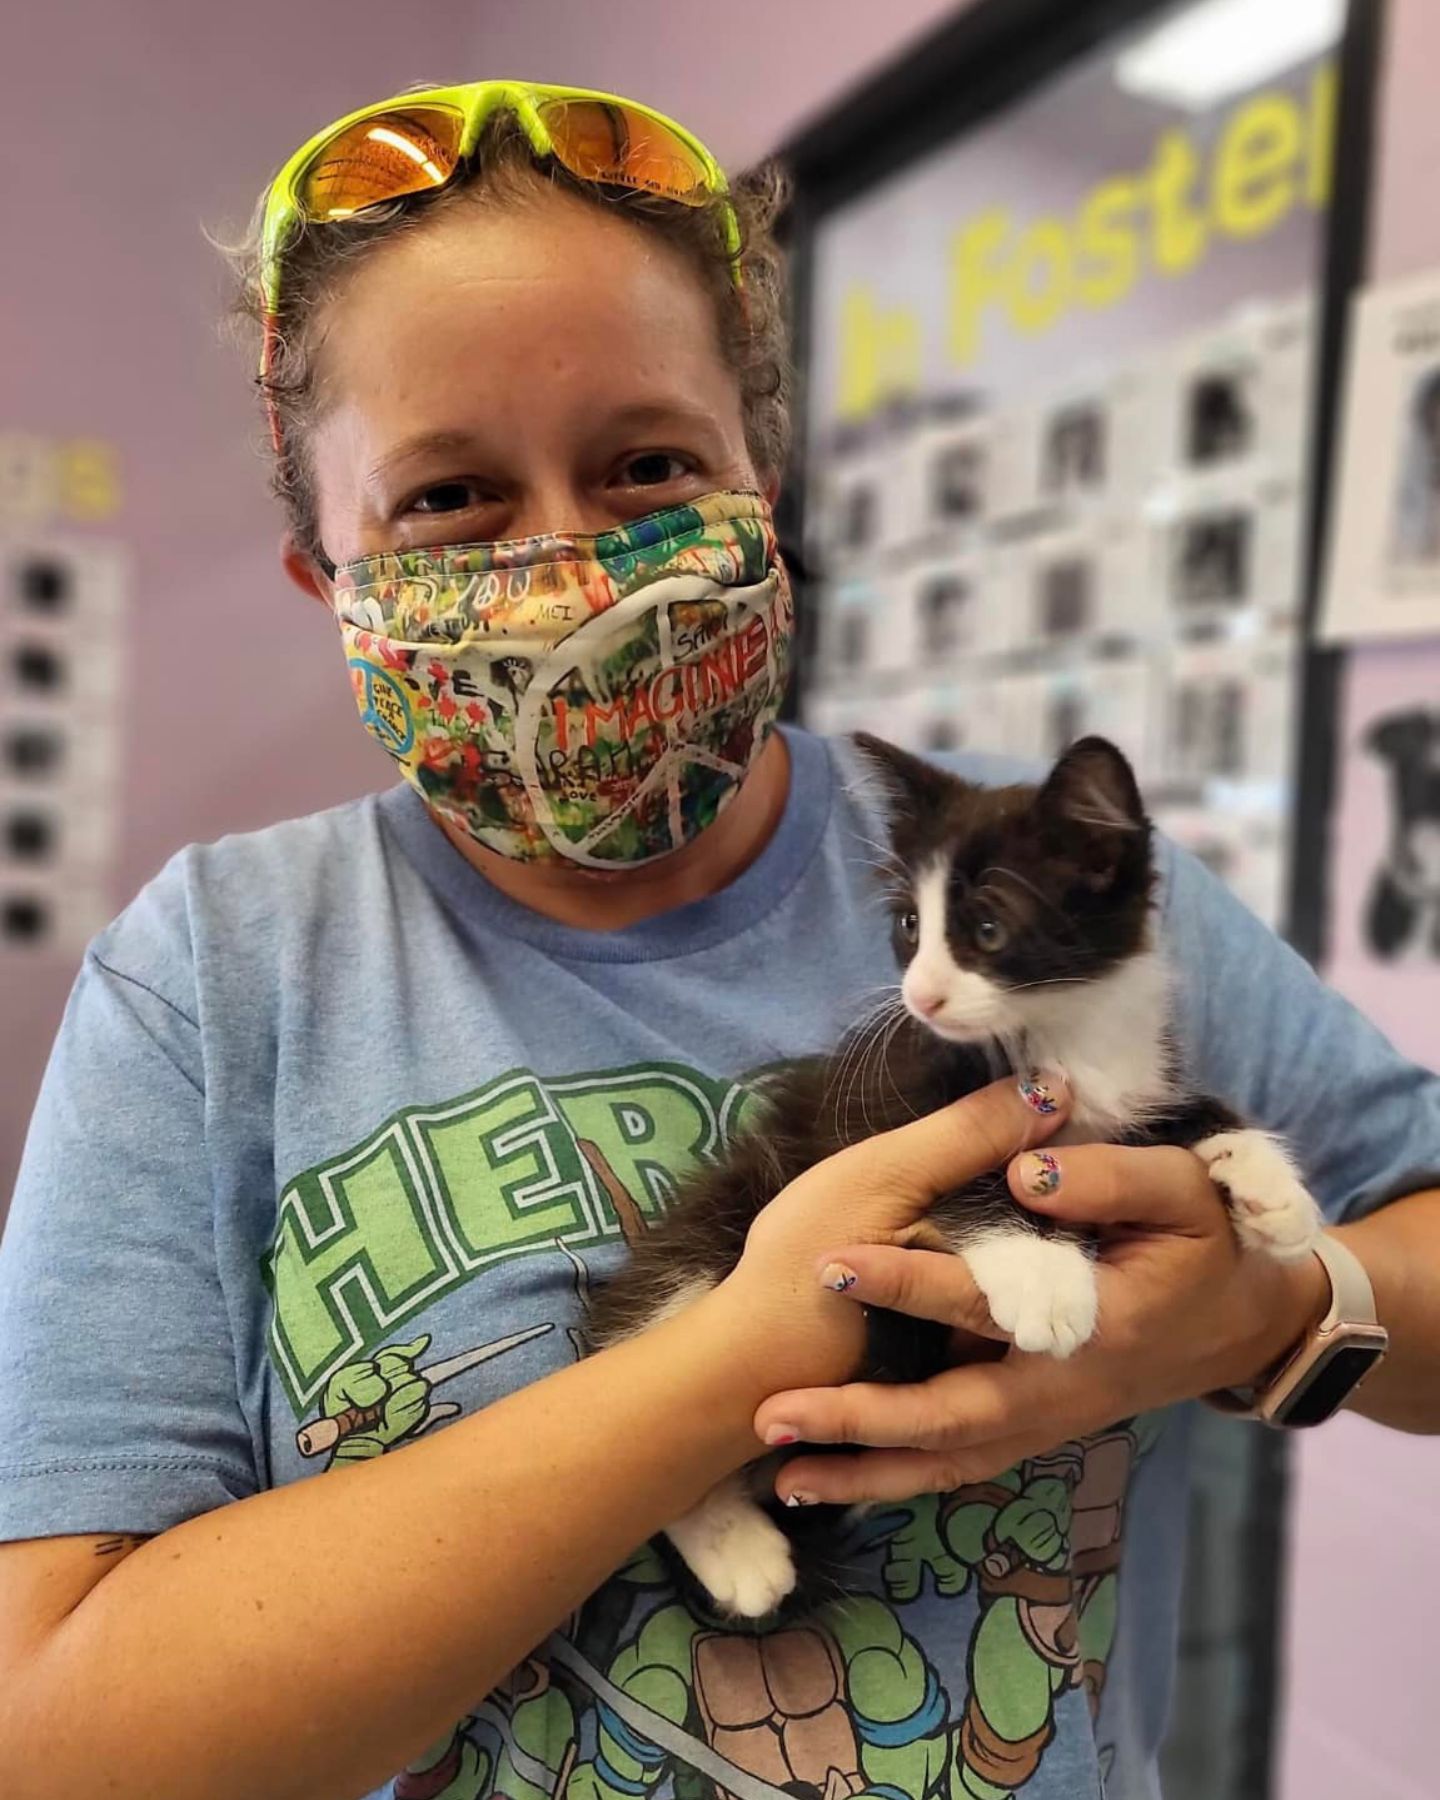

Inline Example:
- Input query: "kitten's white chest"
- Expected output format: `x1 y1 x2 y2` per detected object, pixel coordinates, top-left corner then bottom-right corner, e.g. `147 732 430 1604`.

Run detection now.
1021 950 1176 1139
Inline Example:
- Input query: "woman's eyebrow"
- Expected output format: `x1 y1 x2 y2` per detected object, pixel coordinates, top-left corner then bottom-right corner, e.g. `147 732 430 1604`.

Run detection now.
599 399 722 433
366 430 482 489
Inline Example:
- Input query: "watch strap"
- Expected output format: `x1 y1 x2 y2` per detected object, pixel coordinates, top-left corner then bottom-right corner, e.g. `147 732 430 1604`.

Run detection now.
1310 1232 1379 1328
1205 1232 1383 1422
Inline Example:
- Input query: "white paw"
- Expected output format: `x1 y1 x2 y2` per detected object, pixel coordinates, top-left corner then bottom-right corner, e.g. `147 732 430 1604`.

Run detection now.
1194 1130 1323 1263
963 1232 1098 1358
666 1490 798 1620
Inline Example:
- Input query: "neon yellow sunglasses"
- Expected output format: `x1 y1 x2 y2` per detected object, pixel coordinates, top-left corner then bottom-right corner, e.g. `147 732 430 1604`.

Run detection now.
258 79 741 447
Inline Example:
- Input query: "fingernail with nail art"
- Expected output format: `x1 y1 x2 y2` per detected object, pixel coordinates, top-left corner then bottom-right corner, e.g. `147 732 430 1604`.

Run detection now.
820 1261 859 1293
1019 1071 1064 1115
1022 1150 1063 1196
763 1423 800 1446
783 1491 818 1508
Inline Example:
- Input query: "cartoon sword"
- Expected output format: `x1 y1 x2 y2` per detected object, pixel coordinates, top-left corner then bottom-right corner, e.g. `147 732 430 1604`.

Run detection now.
295 1322 554 1457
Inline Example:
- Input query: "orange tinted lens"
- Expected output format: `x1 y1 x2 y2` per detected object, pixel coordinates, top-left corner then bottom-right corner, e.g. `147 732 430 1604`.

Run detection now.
537 99 711 206
297 106 465 219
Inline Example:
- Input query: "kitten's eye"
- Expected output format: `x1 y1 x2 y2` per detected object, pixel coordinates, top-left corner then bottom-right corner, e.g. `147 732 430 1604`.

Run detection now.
896 908 919 945
974 918 1009 953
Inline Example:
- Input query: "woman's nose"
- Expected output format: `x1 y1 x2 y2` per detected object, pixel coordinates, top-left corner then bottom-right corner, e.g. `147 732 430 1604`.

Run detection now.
507 485 615 539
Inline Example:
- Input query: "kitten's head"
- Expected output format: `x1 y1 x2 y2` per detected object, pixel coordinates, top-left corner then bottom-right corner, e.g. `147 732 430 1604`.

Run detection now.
855 733 1156 1045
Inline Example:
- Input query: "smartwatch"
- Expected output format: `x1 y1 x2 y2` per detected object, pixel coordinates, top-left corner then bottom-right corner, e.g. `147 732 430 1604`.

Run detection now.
1205 1233 1389 1428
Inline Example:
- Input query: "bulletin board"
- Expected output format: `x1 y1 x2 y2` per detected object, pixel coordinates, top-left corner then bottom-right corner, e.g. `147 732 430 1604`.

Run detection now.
780 0 1383 962
776 0 1387 1794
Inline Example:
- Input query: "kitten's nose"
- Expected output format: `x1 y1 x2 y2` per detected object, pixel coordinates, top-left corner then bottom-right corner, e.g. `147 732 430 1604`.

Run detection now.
908 986 945 1017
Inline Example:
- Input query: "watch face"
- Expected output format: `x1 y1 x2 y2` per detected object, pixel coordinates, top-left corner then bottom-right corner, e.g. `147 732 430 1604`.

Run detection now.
1282 1342 1387 1427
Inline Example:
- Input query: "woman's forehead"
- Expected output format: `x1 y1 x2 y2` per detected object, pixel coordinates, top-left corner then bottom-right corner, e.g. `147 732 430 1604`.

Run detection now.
316 193 730 410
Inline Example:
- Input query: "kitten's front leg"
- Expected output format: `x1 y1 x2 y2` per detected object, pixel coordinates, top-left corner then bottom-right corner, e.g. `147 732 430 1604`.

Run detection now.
1190 1130 1323 1261
1139 1099 1323 1262
959 1224 1099 1359
665 1471 797 1620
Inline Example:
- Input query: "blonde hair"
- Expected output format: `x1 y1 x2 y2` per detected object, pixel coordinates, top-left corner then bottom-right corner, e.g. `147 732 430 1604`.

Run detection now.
219 110 793 568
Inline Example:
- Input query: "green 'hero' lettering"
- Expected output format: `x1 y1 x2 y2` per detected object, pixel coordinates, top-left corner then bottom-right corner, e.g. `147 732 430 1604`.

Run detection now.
262 1061 759 1413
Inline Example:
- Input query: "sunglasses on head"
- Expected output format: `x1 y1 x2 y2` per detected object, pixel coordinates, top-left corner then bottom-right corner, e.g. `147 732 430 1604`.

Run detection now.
258 79 741 452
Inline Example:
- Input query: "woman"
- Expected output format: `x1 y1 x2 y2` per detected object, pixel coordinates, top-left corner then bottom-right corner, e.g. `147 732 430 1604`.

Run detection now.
1 81 1438 1800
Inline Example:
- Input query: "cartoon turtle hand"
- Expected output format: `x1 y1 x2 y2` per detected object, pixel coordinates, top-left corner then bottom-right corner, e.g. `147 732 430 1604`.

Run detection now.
994 1479 1072 1569
879 1495 970 1601
320 1333 434 1463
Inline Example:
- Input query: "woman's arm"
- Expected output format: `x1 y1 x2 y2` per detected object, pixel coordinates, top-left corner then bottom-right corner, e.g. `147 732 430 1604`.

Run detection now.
0 1074 1064 1800
1334 1185 1440 1432
0 1289 768 1800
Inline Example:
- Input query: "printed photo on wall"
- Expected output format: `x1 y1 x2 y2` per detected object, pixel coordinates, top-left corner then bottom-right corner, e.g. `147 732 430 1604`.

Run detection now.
817 571 915 684
1040 401 1107 499
1158 475 1302 626
1322 269 1440 642
1035 552 1095 640
1163 299 1315 486
1161 636 1296 791
916 568 975 659
1388 365 1440 565
1172 508 1252 608
1323 645 1440 1069
1362 708 1440 959
1183 362 1257 467
911 415 991 539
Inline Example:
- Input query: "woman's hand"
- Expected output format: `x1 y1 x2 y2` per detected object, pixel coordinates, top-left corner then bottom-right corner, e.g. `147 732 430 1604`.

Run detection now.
751 1139 1330 1503
705 1072 1071 1403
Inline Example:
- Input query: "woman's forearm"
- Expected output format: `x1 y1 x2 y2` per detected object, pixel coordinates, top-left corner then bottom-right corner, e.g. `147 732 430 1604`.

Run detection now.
2 1288 762 1800
1334 1186 1440 1433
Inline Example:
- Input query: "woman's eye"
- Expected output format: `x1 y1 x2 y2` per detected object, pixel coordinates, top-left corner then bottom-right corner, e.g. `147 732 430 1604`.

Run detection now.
408 481 486 517
896 908 919 945
974 918 1009 953
619 452 692 487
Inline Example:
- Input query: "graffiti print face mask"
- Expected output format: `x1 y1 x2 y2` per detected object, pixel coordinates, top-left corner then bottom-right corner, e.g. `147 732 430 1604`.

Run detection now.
331 489 794 866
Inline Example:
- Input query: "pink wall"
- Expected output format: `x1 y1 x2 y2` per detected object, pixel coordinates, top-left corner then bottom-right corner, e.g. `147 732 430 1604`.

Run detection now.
1276 3 1440 1796
459 0 974 169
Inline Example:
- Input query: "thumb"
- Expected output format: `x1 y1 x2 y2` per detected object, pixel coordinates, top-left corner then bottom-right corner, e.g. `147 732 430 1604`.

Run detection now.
842 1069 1071 1203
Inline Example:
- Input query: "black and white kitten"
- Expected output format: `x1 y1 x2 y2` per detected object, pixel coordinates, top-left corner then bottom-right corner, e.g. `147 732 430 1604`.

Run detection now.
585 734 1321 1621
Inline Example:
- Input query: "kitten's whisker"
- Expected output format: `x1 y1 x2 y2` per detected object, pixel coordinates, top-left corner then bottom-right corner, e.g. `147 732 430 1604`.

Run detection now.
1002 976 1091 994
874 1007 921 1122
826 1000 901 1140
847 1003 901 1140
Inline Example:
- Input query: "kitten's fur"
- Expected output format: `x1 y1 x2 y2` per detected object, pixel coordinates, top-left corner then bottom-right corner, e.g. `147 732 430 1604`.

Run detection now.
585 734 1321 1622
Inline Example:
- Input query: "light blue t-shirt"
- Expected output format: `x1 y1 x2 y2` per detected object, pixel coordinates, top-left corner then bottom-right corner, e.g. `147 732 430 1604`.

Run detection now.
3 725 1439 1800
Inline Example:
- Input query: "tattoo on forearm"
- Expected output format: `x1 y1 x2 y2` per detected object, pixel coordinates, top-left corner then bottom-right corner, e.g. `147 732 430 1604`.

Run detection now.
92 1534 152 1557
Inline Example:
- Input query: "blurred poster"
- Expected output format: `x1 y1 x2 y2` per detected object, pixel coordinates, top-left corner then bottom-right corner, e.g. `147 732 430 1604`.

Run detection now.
1324 644 1440 1067
0 531 126 956
1322 269 1440 643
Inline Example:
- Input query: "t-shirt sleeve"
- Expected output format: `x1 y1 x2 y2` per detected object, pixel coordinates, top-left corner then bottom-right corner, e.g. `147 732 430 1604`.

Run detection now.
1159 838 1440 1222
0 926 258 1541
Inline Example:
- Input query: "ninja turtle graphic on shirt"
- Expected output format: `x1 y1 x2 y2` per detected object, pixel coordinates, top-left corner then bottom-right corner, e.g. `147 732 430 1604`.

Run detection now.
262 1060 1165 1799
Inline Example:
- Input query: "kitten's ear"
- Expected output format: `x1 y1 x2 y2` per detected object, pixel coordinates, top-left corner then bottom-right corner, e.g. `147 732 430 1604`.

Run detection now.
852 733 954 823
1039 737 1147 836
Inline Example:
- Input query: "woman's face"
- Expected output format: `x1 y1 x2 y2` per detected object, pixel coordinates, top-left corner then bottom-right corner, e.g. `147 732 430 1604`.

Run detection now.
285 181 768 585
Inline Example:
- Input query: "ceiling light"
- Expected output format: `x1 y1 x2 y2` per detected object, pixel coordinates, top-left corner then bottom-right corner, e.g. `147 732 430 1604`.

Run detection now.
1114 0 1344 111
